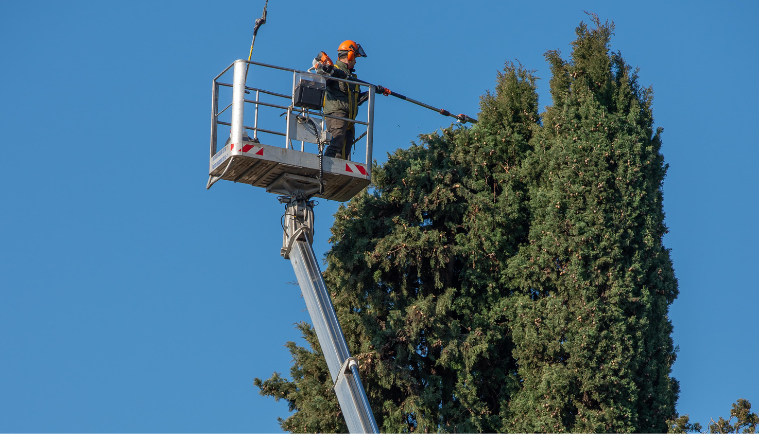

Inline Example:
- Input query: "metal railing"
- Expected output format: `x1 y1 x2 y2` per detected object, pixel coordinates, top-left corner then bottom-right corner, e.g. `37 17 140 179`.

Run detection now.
210 59 375 174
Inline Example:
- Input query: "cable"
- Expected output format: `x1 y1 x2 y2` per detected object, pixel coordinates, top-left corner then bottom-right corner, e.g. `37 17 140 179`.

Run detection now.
206 155 235 189
280 206 289 237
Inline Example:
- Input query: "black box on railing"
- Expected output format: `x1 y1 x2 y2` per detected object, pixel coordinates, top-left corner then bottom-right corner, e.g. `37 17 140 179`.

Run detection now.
293 73 325 111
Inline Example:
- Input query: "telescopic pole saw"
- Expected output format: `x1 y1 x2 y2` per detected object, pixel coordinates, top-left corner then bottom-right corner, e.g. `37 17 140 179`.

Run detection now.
312 52 476 124
350 85 477 146
357 78 477 124
384 88 477 124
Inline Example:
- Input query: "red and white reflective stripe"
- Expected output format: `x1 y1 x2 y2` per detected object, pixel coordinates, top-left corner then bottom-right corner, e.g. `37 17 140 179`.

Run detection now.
345 163 368 176
231 143 264 155
240 144 264 155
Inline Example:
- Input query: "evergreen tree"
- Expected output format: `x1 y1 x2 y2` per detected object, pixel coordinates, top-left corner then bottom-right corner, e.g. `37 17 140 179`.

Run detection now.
255 16 679 433
255 61 539 432
501 14 678 432
254 322 346 432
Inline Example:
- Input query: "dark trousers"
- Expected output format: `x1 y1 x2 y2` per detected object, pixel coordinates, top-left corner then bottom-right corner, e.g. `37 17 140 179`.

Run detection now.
324 113 354 160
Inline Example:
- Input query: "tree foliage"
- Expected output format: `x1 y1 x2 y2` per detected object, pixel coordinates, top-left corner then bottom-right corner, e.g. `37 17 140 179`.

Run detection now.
255 15 684 432
667 399 758 434
707 399 759 434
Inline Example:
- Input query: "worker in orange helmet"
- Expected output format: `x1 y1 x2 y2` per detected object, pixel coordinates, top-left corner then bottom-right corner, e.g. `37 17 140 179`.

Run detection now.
314 40 385 160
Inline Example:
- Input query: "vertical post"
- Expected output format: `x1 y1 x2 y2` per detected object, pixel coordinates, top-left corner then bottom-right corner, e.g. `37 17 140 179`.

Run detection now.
231 59 247 153
254 90 260 140
365 84 375 175
300 108 305 153
210 80 219 158
287 71 296 149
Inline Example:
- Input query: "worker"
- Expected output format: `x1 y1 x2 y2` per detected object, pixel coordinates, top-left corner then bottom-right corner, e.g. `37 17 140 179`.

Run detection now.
314 40 384 160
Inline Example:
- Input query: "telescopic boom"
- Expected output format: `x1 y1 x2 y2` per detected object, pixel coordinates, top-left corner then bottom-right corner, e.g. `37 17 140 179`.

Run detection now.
281 196 379 433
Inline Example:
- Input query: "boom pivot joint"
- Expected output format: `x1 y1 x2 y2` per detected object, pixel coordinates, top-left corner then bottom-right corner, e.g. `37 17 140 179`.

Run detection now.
280 194 316 259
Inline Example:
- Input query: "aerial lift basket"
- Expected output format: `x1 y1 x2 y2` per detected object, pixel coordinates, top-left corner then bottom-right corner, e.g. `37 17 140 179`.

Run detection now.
207 59 376 202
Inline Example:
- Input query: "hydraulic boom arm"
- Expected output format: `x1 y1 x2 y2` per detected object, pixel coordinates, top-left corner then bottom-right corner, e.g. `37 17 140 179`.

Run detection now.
280 195 379 433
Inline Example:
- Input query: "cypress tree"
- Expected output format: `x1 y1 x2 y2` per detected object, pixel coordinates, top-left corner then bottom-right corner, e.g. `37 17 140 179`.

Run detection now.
255 61 540 432
502 14 678 432
255 16 679 433
254 322 346 432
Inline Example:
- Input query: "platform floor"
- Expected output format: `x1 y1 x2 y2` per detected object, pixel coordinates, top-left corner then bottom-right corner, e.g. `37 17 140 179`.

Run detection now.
209 141 371 202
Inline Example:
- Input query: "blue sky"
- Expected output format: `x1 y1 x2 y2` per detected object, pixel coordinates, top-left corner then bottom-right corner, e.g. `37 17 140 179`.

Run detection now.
0 0 760 432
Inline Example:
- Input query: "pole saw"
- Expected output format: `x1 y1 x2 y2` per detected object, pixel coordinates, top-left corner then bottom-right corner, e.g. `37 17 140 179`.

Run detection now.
313 51 476 124
382 88 477 124
244 0 268 84
348 84 477 145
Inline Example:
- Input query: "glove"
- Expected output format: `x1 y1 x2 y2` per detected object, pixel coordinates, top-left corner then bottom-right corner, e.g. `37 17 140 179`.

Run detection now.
320 63 334 74
375 85 384 94
330 67 346 78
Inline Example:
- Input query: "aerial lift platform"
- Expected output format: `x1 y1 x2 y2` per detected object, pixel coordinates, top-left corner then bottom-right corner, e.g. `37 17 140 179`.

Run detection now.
207 59 373 201
208 58 379 433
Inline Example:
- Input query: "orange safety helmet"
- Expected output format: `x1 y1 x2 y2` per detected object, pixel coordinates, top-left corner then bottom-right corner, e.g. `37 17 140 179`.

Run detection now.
337 40 367 61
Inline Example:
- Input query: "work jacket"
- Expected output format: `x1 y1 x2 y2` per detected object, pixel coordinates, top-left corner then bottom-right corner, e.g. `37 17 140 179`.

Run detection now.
319 60 369 125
